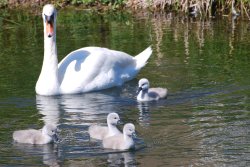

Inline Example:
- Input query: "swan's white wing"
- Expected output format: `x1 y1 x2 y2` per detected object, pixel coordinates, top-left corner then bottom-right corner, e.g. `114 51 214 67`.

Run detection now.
13 129 42 144
58 47 136 94
88 125 108 140
102 134 124 149
149 88 168 99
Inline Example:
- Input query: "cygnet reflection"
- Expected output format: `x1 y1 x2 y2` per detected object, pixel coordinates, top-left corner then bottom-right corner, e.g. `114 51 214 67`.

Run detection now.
13 143 59 166
107 152 136 167
137 102 151 127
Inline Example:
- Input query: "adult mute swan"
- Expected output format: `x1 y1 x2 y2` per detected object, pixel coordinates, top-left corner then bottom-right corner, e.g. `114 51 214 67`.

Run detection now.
137 78 167 102
36 4 152 96
88 112 122 140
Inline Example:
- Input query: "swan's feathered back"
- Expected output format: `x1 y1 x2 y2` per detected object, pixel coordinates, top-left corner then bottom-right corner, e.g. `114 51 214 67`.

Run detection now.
58 47 152 94
88 112 121 140
102 123 136 150
13 124 58 144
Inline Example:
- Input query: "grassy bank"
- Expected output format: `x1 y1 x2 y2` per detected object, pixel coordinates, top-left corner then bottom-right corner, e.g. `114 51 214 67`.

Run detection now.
1 0 250 19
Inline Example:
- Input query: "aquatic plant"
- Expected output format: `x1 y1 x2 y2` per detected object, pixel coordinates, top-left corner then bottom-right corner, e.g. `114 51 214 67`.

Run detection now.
1 0 250 19
126 0 250 19
0 0 7 8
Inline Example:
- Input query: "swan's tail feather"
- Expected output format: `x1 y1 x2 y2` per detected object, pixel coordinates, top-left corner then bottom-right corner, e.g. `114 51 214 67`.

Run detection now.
134 46 152 70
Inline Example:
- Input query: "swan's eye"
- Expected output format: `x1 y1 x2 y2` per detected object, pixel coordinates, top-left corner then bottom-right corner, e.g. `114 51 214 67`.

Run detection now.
44 14 54 24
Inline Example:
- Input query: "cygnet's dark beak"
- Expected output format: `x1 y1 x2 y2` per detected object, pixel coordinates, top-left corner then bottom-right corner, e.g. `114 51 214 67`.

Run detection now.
132 132 137 138
117 119 123 125
52 133 59 143
136 87 142 94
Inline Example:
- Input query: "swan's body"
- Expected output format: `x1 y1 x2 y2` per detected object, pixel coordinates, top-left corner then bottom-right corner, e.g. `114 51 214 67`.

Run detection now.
88 113 122 140
36 4 152 96
137 78 167 102
102 123 136 150
13 124 58 144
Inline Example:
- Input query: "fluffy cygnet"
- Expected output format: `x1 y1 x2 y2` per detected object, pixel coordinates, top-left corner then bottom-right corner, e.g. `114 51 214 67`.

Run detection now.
88 112 122 140
137 78 167 102
13 124 58 144
102 123 136 150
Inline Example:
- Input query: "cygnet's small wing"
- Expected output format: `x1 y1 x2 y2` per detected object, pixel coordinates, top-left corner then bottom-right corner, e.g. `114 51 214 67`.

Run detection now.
88 125 108 140
102 134 124 150
13 129 41 144
149 87 168 99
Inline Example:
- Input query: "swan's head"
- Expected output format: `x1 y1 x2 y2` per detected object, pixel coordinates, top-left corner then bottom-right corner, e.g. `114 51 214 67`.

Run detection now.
42 124 58 142
137 78 150 93
42 4 57 38
123 123 136 138
107 112 122 126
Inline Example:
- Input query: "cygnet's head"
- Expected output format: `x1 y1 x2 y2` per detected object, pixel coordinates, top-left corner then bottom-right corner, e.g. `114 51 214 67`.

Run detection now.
107 113 121 126
42 124 58 142
42 4 57 38
123 123 136 138
137 78 150 93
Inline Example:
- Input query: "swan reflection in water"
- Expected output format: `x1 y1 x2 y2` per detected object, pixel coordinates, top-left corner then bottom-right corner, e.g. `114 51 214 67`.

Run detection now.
36 95 61 126
137 102 151 127
36 91 122 148
107 151 136 167
13 143 59 167
36 91 121 126
36 88 137 166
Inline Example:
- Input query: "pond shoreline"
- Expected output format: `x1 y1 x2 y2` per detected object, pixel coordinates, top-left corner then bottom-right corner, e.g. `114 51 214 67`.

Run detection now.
1 0 250 20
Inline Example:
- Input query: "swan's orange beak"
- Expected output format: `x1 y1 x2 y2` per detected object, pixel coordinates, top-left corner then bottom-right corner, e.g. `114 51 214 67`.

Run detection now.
46 21 54 38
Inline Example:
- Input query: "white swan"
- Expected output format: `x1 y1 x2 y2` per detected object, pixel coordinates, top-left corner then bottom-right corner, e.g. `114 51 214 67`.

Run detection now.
102 123 136 150
88 112 122 140
13 124 58 144
137 78 167 102
36 4 152 96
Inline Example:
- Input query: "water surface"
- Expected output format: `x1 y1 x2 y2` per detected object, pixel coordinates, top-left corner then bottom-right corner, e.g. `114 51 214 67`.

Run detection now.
0 8 250 166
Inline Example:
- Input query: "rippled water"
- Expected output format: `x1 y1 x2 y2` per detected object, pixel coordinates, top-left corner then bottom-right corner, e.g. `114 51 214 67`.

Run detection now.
0 8 250 166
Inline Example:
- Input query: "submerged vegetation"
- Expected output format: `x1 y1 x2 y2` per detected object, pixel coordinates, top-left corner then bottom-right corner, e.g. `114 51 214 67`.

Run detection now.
0 0 250 19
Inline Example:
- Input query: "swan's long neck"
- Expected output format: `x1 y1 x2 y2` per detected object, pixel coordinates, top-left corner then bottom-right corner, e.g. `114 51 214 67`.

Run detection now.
139 89 148 99
44 36 58 72
108 122 118 135
35 25 59 95
124 133 133 142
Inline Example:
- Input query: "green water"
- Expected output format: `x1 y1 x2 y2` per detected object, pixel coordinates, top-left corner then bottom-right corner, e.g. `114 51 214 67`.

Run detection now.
0 7 250 166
